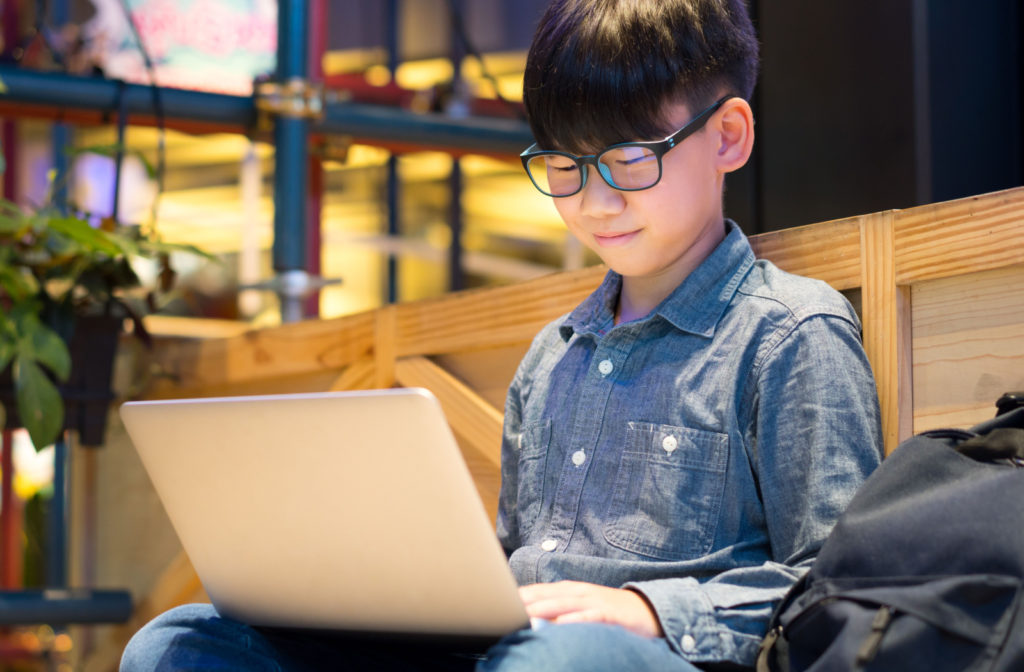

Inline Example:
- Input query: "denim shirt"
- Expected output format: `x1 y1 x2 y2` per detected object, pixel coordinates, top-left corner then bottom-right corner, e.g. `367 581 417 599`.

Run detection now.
496 221 883 666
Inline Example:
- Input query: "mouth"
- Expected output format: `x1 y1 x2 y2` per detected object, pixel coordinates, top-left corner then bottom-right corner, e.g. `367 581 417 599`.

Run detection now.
592 229 641 247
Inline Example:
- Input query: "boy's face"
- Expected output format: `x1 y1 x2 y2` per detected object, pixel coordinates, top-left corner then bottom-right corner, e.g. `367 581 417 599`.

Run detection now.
552 101 729 288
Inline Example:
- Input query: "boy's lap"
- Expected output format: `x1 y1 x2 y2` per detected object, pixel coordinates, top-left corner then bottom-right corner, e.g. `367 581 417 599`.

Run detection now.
121 605 702 672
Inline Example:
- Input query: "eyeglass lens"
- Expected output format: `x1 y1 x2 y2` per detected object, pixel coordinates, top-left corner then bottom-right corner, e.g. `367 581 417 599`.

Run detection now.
526 145 661 196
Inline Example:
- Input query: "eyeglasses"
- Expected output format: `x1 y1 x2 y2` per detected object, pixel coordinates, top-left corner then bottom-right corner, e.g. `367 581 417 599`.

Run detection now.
520 96 731 198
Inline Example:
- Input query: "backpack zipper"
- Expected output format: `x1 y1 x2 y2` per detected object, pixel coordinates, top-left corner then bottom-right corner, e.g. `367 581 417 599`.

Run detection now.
853 605 896 671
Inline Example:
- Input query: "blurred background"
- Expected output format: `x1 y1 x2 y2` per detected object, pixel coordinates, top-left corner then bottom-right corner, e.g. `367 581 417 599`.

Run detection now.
0 1 1021 669
1 0 1020 328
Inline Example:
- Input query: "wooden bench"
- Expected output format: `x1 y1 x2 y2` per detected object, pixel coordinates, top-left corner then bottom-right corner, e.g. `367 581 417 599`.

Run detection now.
79 186 1024 670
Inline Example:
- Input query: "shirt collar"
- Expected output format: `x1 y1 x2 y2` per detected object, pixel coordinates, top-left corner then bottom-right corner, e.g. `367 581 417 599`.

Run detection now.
559 220 755 341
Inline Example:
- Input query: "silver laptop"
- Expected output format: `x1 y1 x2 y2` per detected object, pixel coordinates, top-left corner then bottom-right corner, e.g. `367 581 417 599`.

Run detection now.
120 388 528 640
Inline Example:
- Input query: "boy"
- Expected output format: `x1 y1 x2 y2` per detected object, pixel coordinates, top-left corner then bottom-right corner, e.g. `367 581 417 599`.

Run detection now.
121 0 881 670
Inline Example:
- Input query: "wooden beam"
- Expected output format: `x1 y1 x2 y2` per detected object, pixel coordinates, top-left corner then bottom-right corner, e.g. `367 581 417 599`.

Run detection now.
328 357 377 392
393 356 504 472
393 266 606 358
374 306 397 389
860 212 914 454
748 216 863 291
894 187 1024 284
147 311 375 395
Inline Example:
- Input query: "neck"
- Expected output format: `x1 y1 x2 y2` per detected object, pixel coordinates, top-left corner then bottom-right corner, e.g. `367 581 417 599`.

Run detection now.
614 218 727 325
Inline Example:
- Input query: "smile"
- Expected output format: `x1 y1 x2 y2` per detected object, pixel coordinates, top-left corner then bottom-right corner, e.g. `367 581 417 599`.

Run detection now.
593 230 641 247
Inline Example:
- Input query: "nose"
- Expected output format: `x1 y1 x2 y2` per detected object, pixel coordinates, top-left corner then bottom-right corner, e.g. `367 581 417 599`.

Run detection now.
579 165 626 218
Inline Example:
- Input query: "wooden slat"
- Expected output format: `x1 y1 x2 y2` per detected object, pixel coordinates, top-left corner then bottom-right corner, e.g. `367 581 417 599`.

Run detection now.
894 187 1024 284
393 265 606 357
860 212 914 454
393 356 504 522
748 216 863 291
393 356 504 471
374 306 397 388
328 357 378 391
911 264 1024 433
147 311 375 394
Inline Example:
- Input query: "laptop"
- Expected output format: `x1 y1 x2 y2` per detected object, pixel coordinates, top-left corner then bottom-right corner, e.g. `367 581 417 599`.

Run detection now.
119 388 529 641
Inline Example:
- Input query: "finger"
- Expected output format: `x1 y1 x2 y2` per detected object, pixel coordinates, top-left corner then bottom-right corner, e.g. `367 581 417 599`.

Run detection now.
553 608 609 625
522 594 587 620
518 581 586 604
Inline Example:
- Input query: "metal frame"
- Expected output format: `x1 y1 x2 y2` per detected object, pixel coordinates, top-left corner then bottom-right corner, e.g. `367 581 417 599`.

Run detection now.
0 1 532 635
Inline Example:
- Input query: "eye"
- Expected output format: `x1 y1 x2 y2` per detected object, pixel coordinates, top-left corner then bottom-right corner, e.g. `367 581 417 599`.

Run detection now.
545 157 579 173
617 153 656 167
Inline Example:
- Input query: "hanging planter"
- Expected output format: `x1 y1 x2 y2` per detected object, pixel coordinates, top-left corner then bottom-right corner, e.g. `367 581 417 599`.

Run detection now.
0 312 122 446
0 196 208 450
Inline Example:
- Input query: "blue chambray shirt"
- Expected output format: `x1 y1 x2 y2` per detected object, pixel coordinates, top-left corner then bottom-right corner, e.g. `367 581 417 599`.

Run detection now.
496 221 883 666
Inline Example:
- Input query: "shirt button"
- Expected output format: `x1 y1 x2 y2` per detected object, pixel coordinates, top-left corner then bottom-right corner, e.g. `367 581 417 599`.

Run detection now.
680 634 696 653
571 450 586 466
598 359 614 376
662 435 678 453
540 539 558 552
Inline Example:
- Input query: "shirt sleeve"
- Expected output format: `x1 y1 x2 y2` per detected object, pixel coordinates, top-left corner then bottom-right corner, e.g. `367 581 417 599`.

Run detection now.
496 365 525 553
625 313 883 665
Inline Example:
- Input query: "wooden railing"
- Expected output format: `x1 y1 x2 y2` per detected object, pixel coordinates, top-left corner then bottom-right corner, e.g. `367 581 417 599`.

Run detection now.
83 186 1024 670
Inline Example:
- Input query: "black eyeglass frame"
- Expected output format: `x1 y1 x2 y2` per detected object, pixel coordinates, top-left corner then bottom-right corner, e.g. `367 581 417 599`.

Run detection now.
520 95 733 198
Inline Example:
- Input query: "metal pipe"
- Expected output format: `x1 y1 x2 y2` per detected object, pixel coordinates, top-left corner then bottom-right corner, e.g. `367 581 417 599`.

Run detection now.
0 65 533 154
50 0 72 213
386 0 400 304
272 0 310 316
449 157 464 291
304 0 328 319
47 435 68 588
0 589 132 625
0 430 17 589
0 65 256 128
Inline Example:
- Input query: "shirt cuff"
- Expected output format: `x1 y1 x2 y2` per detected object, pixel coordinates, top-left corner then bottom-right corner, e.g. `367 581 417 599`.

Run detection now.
624 578 765 665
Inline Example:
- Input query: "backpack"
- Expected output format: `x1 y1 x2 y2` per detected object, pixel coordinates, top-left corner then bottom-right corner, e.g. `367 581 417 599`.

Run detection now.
756 400 1024 672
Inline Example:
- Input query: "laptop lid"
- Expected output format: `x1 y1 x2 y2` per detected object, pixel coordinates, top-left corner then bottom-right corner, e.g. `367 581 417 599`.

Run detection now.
120 388 528 638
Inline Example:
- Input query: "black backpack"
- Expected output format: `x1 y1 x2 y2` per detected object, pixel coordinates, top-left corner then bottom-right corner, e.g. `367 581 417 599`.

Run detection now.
757 398 1024 672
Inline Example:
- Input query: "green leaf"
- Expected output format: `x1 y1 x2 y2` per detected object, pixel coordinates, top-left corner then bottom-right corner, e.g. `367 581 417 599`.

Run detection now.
0 322 13 373
13 309 72 381
138 238 218 261
45 216 124 257
0 264 38 302
13 355 65 450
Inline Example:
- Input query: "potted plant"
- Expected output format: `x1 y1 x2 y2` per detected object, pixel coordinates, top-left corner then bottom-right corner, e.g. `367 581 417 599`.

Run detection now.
0 181 207 450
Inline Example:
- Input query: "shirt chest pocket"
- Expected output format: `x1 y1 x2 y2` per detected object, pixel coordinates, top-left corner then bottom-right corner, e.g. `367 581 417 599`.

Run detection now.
604 422 729 561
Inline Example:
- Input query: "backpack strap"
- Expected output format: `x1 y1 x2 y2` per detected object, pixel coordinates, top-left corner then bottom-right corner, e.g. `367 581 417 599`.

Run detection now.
957 428 1024 462
957 407 1024 462
756 626 787 672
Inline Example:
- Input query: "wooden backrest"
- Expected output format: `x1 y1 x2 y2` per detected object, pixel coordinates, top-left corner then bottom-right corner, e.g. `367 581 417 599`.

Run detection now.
146 186 1024 520
82 186 1023 671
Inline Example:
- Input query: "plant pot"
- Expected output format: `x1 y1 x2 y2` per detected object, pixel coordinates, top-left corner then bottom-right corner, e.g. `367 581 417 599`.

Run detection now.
0 314 122 447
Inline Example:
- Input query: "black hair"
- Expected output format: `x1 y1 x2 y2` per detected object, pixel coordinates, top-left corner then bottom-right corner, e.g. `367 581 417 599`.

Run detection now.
523 0 759 153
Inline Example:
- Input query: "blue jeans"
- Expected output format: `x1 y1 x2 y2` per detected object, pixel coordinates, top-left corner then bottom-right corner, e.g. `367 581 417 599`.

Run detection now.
120 603 704 671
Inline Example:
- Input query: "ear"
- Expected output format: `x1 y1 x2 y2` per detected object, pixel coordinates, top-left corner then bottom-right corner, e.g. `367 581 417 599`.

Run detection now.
712 97 754 174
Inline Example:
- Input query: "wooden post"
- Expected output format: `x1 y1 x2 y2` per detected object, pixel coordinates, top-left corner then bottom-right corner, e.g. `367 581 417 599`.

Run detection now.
860 212 914 454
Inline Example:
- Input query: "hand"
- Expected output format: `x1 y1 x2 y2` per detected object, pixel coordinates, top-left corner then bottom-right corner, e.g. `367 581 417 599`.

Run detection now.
519 581 665 639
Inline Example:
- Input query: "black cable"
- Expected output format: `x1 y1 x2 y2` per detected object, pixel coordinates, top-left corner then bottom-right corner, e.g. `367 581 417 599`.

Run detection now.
117 0 166 231
445 0 525 121
33 0 66 69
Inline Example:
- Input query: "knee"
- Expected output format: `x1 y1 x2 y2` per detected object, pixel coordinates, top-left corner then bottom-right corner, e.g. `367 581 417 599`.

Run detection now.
119 603 237 671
